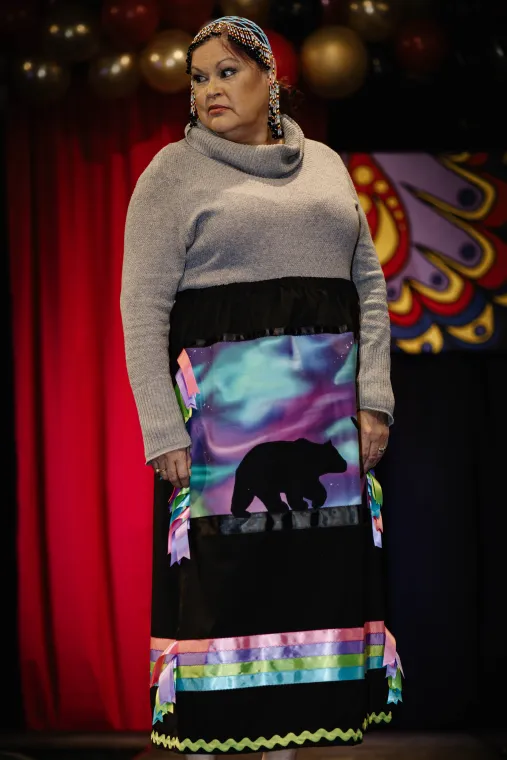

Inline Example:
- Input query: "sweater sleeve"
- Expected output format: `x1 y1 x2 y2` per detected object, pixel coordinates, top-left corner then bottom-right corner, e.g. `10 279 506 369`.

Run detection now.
343 163 395 424
120 153 191 463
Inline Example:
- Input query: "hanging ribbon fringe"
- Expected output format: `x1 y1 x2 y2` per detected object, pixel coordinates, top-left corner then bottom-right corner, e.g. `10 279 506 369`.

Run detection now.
168 487 191 565
177 348 199 399
151 641 179 724
366 471 383 548
166 349 201 566
383 626 404 704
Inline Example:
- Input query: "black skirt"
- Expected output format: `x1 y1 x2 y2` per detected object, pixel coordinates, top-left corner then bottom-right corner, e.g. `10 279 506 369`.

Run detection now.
149 277 402 754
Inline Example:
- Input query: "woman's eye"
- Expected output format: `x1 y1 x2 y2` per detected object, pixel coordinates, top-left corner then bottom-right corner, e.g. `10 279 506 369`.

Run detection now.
221 68 236 78
192 68 236 83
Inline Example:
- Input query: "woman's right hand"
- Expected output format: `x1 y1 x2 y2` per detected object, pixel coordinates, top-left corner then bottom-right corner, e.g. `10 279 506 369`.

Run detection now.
151 448 191 488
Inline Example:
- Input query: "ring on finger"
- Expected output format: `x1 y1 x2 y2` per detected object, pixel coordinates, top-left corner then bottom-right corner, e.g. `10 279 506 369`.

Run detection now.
378 445 387 453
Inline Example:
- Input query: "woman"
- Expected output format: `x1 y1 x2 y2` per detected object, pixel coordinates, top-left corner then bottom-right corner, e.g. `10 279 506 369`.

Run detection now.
121 15 401 757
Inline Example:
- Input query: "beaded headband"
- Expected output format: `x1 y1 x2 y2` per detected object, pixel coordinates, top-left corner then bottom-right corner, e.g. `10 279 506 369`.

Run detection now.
185 16 274 75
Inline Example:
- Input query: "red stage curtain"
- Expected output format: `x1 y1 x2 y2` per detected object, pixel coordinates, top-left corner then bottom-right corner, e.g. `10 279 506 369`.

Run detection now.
7 88 328 731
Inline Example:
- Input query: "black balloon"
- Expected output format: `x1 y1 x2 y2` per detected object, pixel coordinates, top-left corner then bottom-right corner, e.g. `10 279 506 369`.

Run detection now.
270 0 322 46
367 44 397 84
43 2 99 63
441 0 482 23
488 35 507 82
11 57 71 103
453 33 507 84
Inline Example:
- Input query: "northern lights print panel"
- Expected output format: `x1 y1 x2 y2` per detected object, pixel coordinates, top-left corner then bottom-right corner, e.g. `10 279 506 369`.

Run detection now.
186 332 361 517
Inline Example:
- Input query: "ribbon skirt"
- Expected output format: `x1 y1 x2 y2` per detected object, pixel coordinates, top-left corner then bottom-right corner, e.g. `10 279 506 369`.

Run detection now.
149 277 401 753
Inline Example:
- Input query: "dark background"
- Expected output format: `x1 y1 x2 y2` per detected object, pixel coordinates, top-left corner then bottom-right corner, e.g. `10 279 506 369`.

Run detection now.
2 0 507 740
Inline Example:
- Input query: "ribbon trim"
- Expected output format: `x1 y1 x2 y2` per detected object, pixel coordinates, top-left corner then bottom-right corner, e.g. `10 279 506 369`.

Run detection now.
168 487 191 565
150 622 401 721
383 626 404 704
366 471 383 548
151 712 393 751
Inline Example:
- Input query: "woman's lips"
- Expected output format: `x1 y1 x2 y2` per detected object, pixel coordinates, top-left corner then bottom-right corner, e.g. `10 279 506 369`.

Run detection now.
209 106 229 113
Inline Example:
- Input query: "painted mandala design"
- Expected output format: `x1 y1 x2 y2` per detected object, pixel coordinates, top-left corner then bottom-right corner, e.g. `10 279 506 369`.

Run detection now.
347 152 507 352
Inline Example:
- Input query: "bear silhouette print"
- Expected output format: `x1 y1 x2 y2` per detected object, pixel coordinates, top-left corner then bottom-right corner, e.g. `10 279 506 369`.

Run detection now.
230 438 347 516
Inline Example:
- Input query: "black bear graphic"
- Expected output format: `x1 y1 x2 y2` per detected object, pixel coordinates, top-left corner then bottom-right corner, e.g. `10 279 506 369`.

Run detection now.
230 438 347 516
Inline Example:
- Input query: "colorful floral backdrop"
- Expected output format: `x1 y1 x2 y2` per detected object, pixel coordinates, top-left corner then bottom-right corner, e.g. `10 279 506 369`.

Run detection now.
348 152 507 352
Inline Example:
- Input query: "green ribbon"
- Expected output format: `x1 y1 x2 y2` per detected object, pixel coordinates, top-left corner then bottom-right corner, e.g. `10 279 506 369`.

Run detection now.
174 383 192 424
175 652 382 680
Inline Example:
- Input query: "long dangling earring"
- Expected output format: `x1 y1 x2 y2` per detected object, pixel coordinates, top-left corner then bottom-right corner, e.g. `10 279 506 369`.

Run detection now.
189 83 198 126
268 66 284 140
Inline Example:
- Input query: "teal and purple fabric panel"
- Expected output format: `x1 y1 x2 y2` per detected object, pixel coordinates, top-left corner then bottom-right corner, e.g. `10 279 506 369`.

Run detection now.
184 331 361 518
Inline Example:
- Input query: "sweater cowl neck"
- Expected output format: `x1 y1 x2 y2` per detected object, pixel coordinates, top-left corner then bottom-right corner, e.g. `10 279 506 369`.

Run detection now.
184 114 304 179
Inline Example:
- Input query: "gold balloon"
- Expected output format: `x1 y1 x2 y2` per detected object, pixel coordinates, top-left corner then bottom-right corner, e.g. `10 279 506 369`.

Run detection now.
140 29 193 94
219 0 270 26
43 3 99 63
88 53 141 99
347 0 398 42
301 26 368 98
12 58 71 104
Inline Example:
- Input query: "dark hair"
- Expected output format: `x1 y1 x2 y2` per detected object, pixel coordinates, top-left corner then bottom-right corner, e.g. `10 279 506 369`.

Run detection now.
189 32 305 120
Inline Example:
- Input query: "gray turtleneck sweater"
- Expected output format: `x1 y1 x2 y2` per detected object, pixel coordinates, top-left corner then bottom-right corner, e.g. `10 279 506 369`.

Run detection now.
121 115 394 463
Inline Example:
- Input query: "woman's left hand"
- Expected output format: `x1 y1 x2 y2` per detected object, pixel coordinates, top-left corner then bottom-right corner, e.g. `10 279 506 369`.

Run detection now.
357 409 389 475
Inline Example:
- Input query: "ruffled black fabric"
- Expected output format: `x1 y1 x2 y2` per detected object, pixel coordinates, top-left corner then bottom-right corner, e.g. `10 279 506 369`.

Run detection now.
169 276 359 377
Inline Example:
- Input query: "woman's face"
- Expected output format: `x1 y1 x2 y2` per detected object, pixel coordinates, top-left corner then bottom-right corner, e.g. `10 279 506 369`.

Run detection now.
190 35 273 144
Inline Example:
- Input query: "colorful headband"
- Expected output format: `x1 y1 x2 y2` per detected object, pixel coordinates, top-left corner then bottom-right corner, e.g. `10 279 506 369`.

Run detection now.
185 16 274 75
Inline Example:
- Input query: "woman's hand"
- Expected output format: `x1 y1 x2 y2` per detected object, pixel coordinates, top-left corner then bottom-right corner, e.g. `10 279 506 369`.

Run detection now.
357 410 389 475
151 448 192 488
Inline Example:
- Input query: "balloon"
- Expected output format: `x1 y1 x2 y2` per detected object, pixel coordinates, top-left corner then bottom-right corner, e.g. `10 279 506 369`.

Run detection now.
158 0 214 35
301 25 368 98
454 33 507 85
88 52 141 98
271 0 322 46
346 0 399 42
367 43 397 84
0 0 39 51
265 29 299 85
219 0 270 26
401 0 437 19
395 19 448 75
486 35 507 82
11 57 71 104
320 0 346 26
102 0 159 48
140 29 193 93
43 3 99 62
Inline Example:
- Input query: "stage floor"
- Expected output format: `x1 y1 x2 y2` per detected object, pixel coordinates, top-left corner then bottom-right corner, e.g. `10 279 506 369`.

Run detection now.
143 733 506 759
1 732 505 760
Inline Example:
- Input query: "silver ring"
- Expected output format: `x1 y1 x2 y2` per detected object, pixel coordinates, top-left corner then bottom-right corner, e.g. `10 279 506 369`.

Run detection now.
378 446 386 453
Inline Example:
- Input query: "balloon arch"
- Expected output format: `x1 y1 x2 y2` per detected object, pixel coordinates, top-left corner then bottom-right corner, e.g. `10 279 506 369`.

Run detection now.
0 0 496 106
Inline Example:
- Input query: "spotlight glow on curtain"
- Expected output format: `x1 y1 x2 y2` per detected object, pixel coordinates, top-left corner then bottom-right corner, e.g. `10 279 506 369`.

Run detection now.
7 91 192 730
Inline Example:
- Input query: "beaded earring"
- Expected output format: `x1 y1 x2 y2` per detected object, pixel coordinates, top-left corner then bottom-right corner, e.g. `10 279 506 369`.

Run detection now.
268 65 283 140
190 82 197 126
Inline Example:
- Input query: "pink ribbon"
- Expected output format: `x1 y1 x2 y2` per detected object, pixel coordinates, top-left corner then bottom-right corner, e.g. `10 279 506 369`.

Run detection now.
177 349 199 397
151 621 387 656
151 640 179 705
168 506 190 565
383 626 404 678
372 516 383 547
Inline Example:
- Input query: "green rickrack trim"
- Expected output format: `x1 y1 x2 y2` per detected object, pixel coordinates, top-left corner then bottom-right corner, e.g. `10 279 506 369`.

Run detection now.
151 711 392 752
